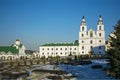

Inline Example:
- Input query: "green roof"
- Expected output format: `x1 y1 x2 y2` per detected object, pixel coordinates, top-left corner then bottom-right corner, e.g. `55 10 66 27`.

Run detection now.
41 43 79 46
19 44 23 48
0 46 19 54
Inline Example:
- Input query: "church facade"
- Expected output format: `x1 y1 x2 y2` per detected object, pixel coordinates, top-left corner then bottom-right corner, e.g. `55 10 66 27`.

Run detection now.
39 16 106 58
79 16 105 55
0 39 26 60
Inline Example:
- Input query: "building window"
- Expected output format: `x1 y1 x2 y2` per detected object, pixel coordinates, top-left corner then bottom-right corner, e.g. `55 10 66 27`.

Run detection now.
60 52 62 54
60 48 62 50
99 40 101 43
99 33 101 37
82 27 84 31
51 48 53 50
70 48 72 50
56 48 58 50
74 48 76 50
90 31 93 37
65 53 67 55
82 46 84 50
42 48 44 51
82 41 84 43
99 26 101 30
90 46 93 49
65 48 67 50
90 46 93 50
99 51 101 54
90 40 93 44
56 52 58 54
82 34 84 37
47 53 49 55
82 51 84 54
47 48 49 50
99 46 101 49
51 52 53 55
42 53 44 55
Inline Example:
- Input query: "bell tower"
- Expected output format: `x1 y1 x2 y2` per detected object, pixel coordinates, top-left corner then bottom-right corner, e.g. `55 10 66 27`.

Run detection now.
14 39 20 49
80 16 87 32
97 15 105 39
79 16 88 55
97 15 104 31
79 16 87 40
96 15 106 54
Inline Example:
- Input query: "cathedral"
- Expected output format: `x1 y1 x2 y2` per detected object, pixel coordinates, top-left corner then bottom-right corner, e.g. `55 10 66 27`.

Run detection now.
39 16 106 58
79 15 105 55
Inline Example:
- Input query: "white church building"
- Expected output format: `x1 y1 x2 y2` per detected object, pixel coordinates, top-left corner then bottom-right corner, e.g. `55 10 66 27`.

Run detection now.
39 16 106 58
0 39 26 60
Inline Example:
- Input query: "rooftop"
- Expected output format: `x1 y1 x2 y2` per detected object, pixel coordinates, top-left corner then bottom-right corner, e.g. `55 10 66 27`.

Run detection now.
41 43 79 46
0 46 19 54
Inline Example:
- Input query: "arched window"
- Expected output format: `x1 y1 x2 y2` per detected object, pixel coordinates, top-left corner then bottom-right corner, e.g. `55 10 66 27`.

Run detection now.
82 27 84 31
74 48 76 50
51 52 53 55
82 40 84 43
90 46 93 50
90 30 93 37
82 46 84 50
90 40 93 44
51 48 53 50
82 51 84 54
99 46 101 49
99 51 101 54
82 34 84 37
99 33 101 37
99 26 101 30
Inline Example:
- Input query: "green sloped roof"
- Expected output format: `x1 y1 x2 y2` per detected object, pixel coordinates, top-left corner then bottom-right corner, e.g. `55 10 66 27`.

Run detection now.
0 46 19 54
19 44 23 48
41 43 79 46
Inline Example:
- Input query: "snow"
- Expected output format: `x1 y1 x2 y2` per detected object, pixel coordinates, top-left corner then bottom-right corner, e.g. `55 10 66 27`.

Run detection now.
58 59 115 79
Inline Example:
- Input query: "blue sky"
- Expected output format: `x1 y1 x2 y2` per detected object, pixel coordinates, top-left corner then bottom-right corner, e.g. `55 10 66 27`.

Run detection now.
0 0 120 50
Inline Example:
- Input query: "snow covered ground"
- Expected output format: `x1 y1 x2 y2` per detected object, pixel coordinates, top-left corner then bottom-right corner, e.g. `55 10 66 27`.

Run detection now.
58 59 115 80
14 59 114 80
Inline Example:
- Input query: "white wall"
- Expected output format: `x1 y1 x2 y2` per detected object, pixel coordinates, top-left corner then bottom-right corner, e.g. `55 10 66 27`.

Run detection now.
39 46 78 58
19 45 26 56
